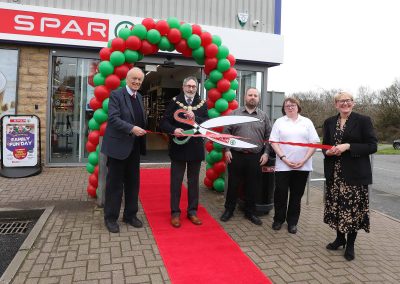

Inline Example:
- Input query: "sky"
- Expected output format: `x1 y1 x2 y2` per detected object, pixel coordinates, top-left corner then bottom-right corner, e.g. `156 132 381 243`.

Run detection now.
267 0 400 96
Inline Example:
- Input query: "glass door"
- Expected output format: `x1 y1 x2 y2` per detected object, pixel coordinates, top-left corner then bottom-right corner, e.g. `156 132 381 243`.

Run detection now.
49 56 99 164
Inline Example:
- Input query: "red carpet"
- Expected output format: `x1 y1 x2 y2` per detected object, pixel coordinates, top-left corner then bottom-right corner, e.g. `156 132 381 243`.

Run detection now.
139 168 272 284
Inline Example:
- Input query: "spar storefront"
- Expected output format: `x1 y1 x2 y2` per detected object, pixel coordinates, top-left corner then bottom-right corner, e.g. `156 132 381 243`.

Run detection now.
0 1 283 166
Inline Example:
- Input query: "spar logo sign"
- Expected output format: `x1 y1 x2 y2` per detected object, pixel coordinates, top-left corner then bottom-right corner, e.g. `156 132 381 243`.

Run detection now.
114 21 134 37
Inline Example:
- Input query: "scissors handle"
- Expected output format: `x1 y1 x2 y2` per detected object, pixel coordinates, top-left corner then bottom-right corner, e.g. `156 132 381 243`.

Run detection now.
172 129 195 145
173 109 195 126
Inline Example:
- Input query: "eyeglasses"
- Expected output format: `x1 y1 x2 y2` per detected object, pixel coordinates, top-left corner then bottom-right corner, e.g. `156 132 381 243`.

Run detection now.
284 104 297 109
185 85 197 89
337 99 353 105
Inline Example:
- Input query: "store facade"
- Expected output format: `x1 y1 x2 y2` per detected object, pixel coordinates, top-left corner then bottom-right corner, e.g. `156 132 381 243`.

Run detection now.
0 1 283 166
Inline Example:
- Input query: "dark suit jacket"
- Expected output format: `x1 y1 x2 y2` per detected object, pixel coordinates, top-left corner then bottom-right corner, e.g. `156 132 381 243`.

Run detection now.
101 87 147 160
322 112 377 185
160 93 208 161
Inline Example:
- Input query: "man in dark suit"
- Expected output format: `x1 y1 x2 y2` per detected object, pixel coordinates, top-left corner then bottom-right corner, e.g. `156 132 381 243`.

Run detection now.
160 76 208 228
101 67 147 233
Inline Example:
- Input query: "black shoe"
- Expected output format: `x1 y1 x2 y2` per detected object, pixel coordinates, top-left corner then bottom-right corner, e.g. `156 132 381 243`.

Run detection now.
245 214 262 226
123 216 143 228
272 222 282 230
220 210 234 222
105 219 120 233
288 225 297 234
326 238 346 250
344 245 355 261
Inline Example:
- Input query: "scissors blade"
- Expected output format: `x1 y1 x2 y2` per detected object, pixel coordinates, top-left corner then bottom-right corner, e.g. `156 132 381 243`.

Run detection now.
201 129 258 149
200 115 259 129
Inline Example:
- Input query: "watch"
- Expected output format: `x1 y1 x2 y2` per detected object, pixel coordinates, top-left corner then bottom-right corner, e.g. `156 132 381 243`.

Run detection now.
279 155 286 160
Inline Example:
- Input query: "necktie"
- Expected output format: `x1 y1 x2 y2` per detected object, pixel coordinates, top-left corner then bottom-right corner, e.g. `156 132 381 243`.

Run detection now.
187 98 192 105
132 91 136 99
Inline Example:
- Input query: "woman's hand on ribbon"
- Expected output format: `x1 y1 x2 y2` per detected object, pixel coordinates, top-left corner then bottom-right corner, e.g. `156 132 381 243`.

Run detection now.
174 128 184 137
327 143 350 156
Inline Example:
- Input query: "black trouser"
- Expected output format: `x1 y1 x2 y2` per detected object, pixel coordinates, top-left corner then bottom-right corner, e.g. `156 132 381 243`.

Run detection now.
273 171 309 225
225 151 262 215
170 160 201 217
104 145 140 222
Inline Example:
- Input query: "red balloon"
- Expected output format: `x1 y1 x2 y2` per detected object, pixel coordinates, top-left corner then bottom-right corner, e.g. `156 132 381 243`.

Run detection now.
227 54 236 66
86 141 97 152
207 88 222 102
105 74 121 90
223 68 238 81
94 86 110 101
205 57 218 71
124 63 134 69
204 177 213 188
99 47 112 61
140 40 158 55
125 36 142 50
212 126 224 133
206 168 219 181
88 130 100 145
89 97 102 110
205 43 218 58
167 28 182 44
99 122 107 136
142 18 156 30
207 100 215 109
94 165 99 175
155 20 170 35
229 100 239 110
213 161 226 174
204 66 212 75
201 32 213 47
175 39 191 56
217 79 231 93
111 38 126 52
192 24 202 35
221 108 233 116
114 64 130 79
89 173 98 187
87 185 97 198
205 140 214 152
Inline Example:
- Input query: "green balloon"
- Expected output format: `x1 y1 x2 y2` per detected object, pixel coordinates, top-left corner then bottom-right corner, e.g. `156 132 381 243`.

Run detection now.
206 163 212 170
99 61 114 76
118 28 131 40
206 153 215 164
131 24 147 39
208 108 220 119
179 23 192 39
88 152 99 166
93 73 105 86
96 144 100 153
107 39 112 48
222 89 236 102
210 150 223 161
158 36 173 51
213 142 224 151
187 34 201 49
167 17 180 29
102 98 109 113
194 56 205 66
213 178 225 192
217 59 230 72
86 163 95 173
209 70 223 83
93 108 108 124
147 29 161 44
137 52 144 61
167 43 176 52
215 98 229 112
217 45 229 59
192 46 204 60
110 51 125 66
124 50 139 63
120 79 126 87
230 79 239 90
88 118 100 130
212 35 222 46
204 79 216 90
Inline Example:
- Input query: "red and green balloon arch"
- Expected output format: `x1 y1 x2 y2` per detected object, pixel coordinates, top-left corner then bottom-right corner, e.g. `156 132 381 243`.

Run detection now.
85 17 239 198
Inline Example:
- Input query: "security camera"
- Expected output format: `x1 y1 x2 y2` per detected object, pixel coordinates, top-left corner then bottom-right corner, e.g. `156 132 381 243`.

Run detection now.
252 20 260 27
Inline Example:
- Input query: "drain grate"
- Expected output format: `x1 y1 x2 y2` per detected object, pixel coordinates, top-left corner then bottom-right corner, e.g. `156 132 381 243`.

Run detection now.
0 220 31 235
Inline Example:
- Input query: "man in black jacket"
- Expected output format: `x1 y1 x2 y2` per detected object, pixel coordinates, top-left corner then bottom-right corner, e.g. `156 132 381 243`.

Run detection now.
101 67 147 233
160 76 208 228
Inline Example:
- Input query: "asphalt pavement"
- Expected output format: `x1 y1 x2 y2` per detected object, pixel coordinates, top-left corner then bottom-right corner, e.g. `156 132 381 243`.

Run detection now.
311 152 400 220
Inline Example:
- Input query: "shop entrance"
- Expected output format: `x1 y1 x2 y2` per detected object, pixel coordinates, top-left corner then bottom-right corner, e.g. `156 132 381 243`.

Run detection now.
136 63 203 163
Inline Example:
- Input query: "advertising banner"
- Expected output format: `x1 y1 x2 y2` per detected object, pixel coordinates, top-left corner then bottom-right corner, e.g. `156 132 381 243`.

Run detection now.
2 115 39 167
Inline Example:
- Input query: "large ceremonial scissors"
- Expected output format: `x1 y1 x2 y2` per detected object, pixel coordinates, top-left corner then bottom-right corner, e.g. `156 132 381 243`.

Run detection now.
172 109 258 148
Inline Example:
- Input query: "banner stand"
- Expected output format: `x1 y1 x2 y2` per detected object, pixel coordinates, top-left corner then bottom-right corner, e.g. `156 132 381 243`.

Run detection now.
0 115 42 178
